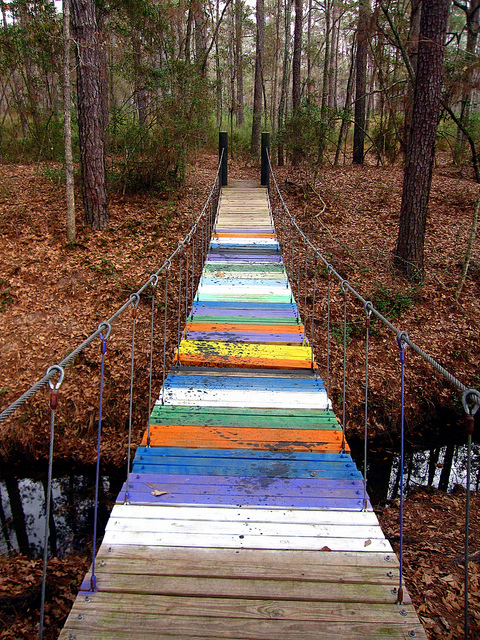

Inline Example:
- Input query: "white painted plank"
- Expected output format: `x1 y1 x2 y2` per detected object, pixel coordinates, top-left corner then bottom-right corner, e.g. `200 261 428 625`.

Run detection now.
110 505 379 526
102 530 392 552
196 285 292 297
161 388 330 409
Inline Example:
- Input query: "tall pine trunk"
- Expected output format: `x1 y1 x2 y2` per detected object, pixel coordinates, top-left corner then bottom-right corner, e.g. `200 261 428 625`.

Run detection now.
251 0 265 155
277 0 291 166
395 0 450 279
71 0 109 230
352 0 369 164
235 0 245 126
63 0 75 244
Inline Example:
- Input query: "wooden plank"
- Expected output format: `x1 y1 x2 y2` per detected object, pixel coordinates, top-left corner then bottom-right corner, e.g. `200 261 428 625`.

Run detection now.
175 340 315 369
95 545 400 569
141 424 346 451
134 444 348 459
130 459 361 479
185 322 304 334
149 405 342 429
63 592 418 622
105 517 386 542
106 505 377 526
60 615 426 640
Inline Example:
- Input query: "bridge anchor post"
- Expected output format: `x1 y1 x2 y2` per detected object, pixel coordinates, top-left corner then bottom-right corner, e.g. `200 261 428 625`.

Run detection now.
219 131 228 186
261 132 270 189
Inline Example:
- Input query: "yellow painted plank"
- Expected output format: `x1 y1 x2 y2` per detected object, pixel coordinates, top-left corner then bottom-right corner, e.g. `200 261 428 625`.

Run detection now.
175 340 315 370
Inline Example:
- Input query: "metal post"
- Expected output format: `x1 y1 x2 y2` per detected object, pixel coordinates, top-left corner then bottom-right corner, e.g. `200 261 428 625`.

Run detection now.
219 131 228 186
261 132 270 188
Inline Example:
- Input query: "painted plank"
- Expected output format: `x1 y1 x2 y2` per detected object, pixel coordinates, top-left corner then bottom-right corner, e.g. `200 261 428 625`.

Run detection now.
101 530 391 552
175 340 315 369
149 405 342 429
134 445 349 460
108 505 375 526
162 374 326 392
185 322 305 334
185 331 305 344
142 424 345 451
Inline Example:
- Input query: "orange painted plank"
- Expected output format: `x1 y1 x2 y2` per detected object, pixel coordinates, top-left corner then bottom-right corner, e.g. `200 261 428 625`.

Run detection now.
185 323 305 335
175 352 314 370
142 425 348 452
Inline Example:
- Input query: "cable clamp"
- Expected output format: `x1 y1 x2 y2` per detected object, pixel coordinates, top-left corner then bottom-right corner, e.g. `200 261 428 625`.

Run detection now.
462 388 480 417
97 321 112 341
129 293 140 309
149 274 159 289
47 365 64 390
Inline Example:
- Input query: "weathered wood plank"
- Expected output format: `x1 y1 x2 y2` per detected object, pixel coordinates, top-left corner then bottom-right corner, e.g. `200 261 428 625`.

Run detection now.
141 424 346 451
175 339 315 369
95 545 400 569
149 405 341 428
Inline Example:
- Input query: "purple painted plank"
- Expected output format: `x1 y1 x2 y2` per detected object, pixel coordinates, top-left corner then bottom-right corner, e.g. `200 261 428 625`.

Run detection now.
185 331 305 343
207 255 283 262
123 473 364 494
117 489 366 510
189 308 299 318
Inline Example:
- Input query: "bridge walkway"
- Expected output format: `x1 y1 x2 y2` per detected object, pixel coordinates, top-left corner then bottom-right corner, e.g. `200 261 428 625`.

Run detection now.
59 182 426 639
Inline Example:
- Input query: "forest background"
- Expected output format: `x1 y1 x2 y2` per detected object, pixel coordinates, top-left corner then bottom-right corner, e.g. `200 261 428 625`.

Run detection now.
0 0 479 638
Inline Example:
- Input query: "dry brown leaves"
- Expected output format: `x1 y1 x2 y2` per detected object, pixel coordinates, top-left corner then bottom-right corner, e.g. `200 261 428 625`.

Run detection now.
0 152 479 639
378 487 480 639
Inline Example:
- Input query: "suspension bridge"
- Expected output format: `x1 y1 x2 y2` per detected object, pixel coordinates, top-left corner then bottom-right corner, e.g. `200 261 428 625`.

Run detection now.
1 140 478 639
57 174 426 638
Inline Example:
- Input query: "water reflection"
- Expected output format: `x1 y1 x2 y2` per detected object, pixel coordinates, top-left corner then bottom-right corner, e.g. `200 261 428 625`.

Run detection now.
352 441 480 506
0 472 124 557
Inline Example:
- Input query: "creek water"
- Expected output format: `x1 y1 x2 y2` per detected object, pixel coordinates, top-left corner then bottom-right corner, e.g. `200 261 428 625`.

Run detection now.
0 466 125 557
1 439 478 557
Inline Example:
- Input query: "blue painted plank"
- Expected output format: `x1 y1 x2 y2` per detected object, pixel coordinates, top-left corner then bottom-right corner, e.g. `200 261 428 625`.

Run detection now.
133 446 353 463
131 459 362 479
162 374 326 393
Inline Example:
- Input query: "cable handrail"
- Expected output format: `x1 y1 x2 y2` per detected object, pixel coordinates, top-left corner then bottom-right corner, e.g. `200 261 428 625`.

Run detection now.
0 151 224 426
266 151 480 410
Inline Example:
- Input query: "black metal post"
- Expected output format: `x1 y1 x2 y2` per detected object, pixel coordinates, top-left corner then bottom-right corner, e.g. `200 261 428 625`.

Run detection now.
219 131 228 186
261 132 270 188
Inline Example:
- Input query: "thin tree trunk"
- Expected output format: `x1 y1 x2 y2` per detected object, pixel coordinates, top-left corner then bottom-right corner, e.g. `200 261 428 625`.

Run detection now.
251 0 265 155
63 0 75 244
395 0 450 279
334 36 355 166
71 0 109 230
291 0 303 165
235 0 245 125
277 0 291 166
455 188 479 299
352 0 369 164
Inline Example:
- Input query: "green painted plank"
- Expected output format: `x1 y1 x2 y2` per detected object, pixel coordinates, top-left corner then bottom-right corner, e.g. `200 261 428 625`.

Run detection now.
150 406 341 430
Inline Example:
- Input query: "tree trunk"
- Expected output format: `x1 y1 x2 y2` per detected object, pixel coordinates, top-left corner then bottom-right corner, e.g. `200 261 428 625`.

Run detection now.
291 0 303 164
71 0 109 230
133 34 148 126
395 0 450 280
352 0 369 164
235 0 245 125
251 0 265 155
63 0 75 244
277 0 291 166
454 0 480 163
404 0 422 156
334 36 355 166
292 0 303 111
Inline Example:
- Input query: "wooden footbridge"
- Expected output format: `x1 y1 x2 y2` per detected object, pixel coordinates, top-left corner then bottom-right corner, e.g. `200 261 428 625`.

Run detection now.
59 182 427 639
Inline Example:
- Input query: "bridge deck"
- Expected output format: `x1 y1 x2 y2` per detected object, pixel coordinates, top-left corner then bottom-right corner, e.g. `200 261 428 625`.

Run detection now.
59 183 426 639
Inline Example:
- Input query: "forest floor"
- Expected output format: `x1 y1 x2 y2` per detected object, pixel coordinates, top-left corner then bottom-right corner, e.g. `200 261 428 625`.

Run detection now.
0 151 479 638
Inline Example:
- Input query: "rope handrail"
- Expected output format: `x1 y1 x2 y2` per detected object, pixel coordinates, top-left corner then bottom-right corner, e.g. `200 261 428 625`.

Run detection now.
0 152 224 426
267 151 480 409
